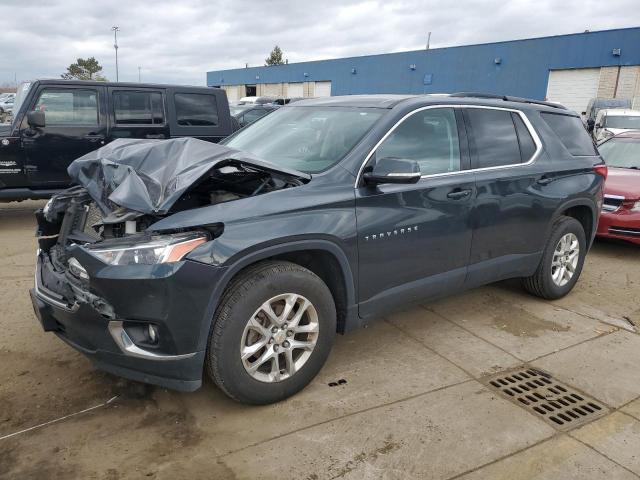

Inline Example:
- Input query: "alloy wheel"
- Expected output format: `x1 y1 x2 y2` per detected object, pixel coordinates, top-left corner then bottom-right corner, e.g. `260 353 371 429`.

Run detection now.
551 233 580 287
240 293 319 383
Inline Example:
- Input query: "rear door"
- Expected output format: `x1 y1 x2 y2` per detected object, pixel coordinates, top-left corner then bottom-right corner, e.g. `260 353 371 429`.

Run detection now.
108 87 169 141
462 106 546 285
22 85 106 186
355 106 475 316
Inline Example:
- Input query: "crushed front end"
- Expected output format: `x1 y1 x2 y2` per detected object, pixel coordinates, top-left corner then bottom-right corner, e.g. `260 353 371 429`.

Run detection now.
30 138 309 391
30 187 221 391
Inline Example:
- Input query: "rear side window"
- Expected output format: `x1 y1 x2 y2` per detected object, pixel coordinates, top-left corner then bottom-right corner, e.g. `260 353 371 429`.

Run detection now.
175 93 218 126
113 91 164 125
512 113 537 161
466 109 522 168
541 112 597 156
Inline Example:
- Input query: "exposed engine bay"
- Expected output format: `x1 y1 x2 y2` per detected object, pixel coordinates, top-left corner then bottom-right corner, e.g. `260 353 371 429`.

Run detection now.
37 159 305 254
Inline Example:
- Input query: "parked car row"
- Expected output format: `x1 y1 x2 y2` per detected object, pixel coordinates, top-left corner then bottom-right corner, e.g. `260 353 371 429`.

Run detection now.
577 97 640 243
229 96 307 128
236 95 304 106
230 103 279 128
582 96 640 141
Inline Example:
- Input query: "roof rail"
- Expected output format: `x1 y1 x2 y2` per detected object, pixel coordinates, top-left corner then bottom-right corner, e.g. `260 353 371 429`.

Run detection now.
449 92 568 110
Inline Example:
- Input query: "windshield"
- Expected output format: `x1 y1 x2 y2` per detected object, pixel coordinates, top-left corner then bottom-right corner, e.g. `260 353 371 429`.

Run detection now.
11 82 32 124
599 138 640 169
605 115 640 130
222 106 384 173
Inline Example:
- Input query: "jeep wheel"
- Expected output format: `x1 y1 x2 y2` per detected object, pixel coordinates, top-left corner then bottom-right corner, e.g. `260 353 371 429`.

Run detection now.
206 261 336 404
522 215 587 300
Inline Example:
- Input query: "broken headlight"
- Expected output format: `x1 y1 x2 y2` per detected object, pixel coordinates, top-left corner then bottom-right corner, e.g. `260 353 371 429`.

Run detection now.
87 232 208 266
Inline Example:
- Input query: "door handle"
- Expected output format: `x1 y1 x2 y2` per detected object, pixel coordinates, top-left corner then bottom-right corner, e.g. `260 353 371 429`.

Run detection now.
447 189 472 200
145 134 166 139
537 175 554 185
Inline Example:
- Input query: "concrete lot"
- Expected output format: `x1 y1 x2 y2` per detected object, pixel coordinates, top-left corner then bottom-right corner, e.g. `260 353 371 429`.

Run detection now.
1 200 640 480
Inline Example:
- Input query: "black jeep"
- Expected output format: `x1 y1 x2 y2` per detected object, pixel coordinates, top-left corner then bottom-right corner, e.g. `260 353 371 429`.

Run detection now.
0 79 234 201
31 93 605 404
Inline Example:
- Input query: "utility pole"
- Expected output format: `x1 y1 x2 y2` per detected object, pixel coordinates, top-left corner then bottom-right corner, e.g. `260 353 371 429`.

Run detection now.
426 32 431 50
138 66 141 82
111 26 120 82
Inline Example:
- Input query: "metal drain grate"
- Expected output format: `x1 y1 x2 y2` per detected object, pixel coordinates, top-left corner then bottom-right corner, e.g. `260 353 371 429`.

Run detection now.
486 367 607 430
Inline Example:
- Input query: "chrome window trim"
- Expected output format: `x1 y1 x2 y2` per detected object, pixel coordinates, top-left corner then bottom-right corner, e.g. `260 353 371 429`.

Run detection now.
354 104 543 187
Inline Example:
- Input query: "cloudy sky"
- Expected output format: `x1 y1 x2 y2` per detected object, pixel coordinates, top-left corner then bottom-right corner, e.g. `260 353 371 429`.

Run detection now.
0 0 639 86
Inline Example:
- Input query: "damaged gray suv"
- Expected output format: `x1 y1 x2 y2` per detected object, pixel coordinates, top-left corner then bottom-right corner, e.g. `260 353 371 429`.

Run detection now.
31 94 605 404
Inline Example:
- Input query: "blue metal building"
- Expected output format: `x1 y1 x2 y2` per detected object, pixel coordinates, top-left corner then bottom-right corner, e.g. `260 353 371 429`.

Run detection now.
207 27 640 112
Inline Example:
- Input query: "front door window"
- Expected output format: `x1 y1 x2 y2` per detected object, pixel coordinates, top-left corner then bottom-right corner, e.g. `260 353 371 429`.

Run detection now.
375 107 461 176
33 89 98 126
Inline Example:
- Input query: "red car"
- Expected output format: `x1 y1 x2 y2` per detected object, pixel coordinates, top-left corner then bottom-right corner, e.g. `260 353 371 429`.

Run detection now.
597 131 640 245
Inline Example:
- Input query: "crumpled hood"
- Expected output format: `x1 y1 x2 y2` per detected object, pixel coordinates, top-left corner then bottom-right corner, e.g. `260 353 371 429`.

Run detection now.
68 137 310 215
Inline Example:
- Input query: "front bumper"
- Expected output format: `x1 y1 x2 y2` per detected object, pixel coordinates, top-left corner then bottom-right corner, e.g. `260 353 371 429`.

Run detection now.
597 210 640 245
31 248 225 391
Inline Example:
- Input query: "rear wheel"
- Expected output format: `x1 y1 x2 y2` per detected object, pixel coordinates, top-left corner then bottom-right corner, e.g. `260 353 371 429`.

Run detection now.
522 216 587 299
206 261 336 404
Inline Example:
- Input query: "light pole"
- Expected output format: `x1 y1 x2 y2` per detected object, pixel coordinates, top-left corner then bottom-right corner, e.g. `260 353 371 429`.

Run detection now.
138 66 141 82
111 26 120 82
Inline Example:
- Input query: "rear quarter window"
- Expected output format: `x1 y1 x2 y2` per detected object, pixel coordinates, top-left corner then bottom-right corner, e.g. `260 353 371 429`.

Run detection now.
174 93 218 126
540 112 597 156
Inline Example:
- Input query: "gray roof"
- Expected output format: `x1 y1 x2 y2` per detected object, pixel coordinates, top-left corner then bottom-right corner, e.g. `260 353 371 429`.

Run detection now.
289 95 416 108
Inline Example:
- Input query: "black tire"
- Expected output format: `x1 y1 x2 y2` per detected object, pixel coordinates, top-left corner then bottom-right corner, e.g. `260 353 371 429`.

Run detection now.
522 215 587 300
206 261 336 405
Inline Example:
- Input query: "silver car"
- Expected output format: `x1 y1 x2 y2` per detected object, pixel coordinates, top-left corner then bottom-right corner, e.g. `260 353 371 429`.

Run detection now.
0 95 14 114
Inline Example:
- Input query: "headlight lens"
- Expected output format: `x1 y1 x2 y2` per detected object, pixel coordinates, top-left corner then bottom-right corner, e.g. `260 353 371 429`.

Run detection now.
87 232 208 266
68 257 89 280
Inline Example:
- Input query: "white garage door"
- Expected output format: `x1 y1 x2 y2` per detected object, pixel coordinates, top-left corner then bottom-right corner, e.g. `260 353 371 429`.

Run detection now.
314 81 332 97
224 86 239 102
546 68 600 114
288 82 304 98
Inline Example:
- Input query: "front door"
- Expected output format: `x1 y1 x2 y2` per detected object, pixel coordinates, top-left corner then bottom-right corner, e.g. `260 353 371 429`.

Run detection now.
355 107 475 317
22 86 106 186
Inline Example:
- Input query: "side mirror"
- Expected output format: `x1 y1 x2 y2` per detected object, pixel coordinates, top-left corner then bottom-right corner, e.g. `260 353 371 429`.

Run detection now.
363 157 421 185
27 110 45 129
595 123 602 129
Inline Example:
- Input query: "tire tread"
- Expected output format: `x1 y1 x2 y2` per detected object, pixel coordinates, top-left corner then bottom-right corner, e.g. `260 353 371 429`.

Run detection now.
522 215 585 300
206 261 327 403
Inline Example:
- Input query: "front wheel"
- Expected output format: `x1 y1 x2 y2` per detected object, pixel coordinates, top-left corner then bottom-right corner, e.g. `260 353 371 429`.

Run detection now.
522 215 587 300
206 261 336 404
